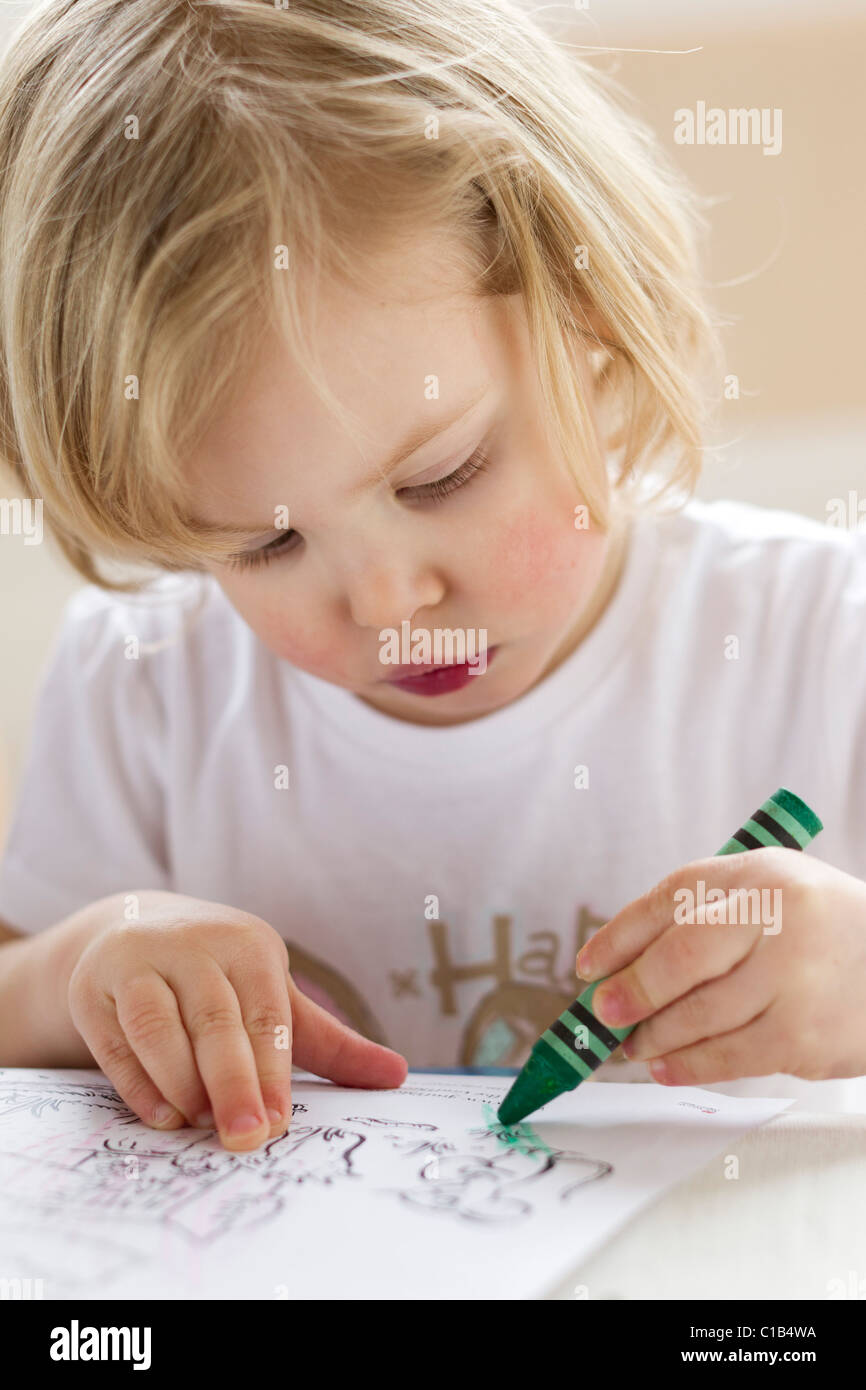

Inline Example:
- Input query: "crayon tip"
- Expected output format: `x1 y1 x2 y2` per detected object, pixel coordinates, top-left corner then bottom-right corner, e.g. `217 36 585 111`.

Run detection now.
497 1086 534 1128
497 1049 568 1126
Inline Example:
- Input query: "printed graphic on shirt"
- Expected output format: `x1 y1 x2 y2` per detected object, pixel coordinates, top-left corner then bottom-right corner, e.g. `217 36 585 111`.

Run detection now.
286 941 389 1047
425 908 629 1068
288 905 632 1071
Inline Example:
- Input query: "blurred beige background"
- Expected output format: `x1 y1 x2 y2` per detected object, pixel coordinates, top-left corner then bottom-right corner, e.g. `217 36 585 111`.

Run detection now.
1 0 864 840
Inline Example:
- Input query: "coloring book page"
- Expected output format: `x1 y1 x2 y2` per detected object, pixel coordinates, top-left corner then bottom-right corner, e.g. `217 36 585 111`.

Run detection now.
0 1068 793 1300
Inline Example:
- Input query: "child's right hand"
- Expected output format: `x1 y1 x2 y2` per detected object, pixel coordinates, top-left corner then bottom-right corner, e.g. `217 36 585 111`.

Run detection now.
66 894 407 1151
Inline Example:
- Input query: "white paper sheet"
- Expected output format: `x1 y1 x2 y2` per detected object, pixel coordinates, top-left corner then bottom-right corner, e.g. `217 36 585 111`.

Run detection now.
0 1067 793 1300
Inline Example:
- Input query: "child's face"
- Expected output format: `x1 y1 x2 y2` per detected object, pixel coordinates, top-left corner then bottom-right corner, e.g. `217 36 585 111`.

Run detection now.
187 230 615 727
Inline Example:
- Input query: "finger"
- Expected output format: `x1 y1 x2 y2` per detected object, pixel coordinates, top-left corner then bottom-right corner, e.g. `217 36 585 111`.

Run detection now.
623 948 775 1062
592 913 762 1030
225 946 294 1138
644 1005 785 1086
174 958 273 1152
577 848 787 982
290 981 407 1088
69 979 189 1131
114 971 214 1128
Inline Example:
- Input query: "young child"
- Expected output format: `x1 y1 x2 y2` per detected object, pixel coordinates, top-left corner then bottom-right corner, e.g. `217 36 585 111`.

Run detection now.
0 0 864 1155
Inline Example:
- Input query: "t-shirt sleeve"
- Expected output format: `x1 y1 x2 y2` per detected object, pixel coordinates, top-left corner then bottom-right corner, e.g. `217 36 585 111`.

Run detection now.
0 586 171 933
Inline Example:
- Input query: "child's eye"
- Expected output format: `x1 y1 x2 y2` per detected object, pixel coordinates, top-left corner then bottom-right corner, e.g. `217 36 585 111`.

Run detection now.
225 447 491 573
225 527 302 572
397 446 491 504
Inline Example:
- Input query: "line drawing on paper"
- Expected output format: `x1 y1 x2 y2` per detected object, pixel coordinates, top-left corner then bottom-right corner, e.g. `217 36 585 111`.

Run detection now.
0 1071 614 1291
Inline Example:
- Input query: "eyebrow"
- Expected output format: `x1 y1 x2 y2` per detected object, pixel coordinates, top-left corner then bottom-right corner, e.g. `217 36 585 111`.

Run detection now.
191 385 491 539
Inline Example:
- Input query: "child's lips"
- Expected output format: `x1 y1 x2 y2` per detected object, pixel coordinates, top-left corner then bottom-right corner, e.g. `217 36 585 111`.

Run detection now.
383 652 486 679
380 645 499 695
379 643 498 680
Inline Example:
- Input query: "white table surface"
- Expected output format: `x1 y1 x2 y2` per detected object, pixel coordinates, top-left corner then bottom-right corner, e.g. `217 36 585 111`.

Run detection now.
543 1110 866 1300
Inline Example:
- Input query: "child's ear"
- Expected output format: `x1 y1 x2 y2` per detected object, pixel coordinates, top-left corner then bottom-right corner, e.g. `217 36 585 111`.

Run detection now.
571 297 618 360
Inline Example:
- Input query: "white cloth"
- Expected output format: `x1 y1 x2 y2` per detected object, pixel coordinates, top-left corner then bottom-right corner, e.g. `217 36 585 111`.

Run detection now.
1 497 865 1111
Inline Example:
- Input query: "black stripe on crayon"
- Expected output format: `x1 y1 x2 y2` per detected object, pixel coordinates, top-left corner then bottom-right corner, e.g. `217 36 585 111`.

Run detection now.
550 1017 608 1067
732 827 763 851
567 999 620 1053
751 807 801 850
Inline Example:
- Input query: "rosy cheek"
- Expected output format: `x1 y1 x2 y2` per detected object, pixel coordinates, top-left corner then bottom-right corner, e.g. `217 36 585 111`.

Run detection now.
221 584 340 675
262 621 337 674
481 510 603 609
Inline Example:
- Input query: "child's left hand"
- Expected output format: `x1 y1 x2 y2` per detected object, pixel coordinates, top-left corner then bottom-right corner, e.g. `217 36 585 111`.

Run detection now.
574 846 866 1084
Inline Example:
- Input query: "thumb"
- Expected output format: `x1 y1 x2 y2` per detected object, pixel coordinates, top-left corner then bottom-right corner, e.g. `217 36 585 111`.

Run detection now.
289 979 408 1089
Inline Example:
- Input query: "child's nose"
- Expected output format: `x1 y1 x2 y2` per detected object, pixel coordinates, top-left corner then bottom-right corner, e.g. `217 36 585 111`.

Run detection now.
344 558 446 632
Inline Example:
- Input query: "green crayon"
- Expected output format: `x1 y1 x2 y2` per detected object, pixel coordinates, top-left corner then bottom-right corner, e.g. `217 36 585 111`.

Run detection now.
497 787 823 1127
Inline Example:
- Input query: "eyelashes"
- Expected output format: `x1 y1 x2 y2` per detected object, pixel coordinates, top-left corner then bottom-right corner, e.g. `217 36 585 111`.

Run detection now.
400 446 491 503
224 446 492 572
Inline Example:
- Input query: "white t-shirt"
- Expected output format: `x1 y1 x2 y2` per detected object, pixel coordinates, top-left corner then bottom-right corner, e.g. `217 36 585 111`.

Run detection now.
1 497 865 1113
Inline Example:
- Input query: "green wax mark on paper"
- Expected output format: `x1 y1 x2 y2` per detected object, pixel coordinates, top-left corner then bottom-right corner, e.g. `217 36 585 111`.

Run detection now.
481 1101 553 1159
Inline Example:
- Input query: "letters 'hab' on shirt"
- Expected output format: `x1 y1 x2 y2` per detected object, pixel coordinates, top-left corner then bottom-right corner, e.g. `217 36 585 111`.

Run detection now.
1 497 865 1113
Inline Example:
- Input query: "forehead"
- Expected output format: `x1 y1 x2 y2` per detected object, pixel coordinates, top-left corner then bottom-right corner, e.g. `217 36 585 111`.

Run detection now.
184 228 507 527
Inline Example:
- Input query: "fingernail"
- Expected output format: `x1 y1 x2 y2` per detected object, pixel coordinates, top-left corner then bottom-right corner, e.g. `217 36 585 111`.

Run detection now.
594 988 624 1024
153 1101 180 1125
267 1107 285 1128
649 1060 670 1083
195 1109 214 1128
228 1112 264 1136
576 950 597 981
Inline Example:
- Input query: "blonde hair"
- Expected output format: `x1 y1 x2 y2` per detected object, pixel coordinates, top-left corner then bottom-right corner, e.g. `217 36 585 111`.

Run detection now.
0 0 723 592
